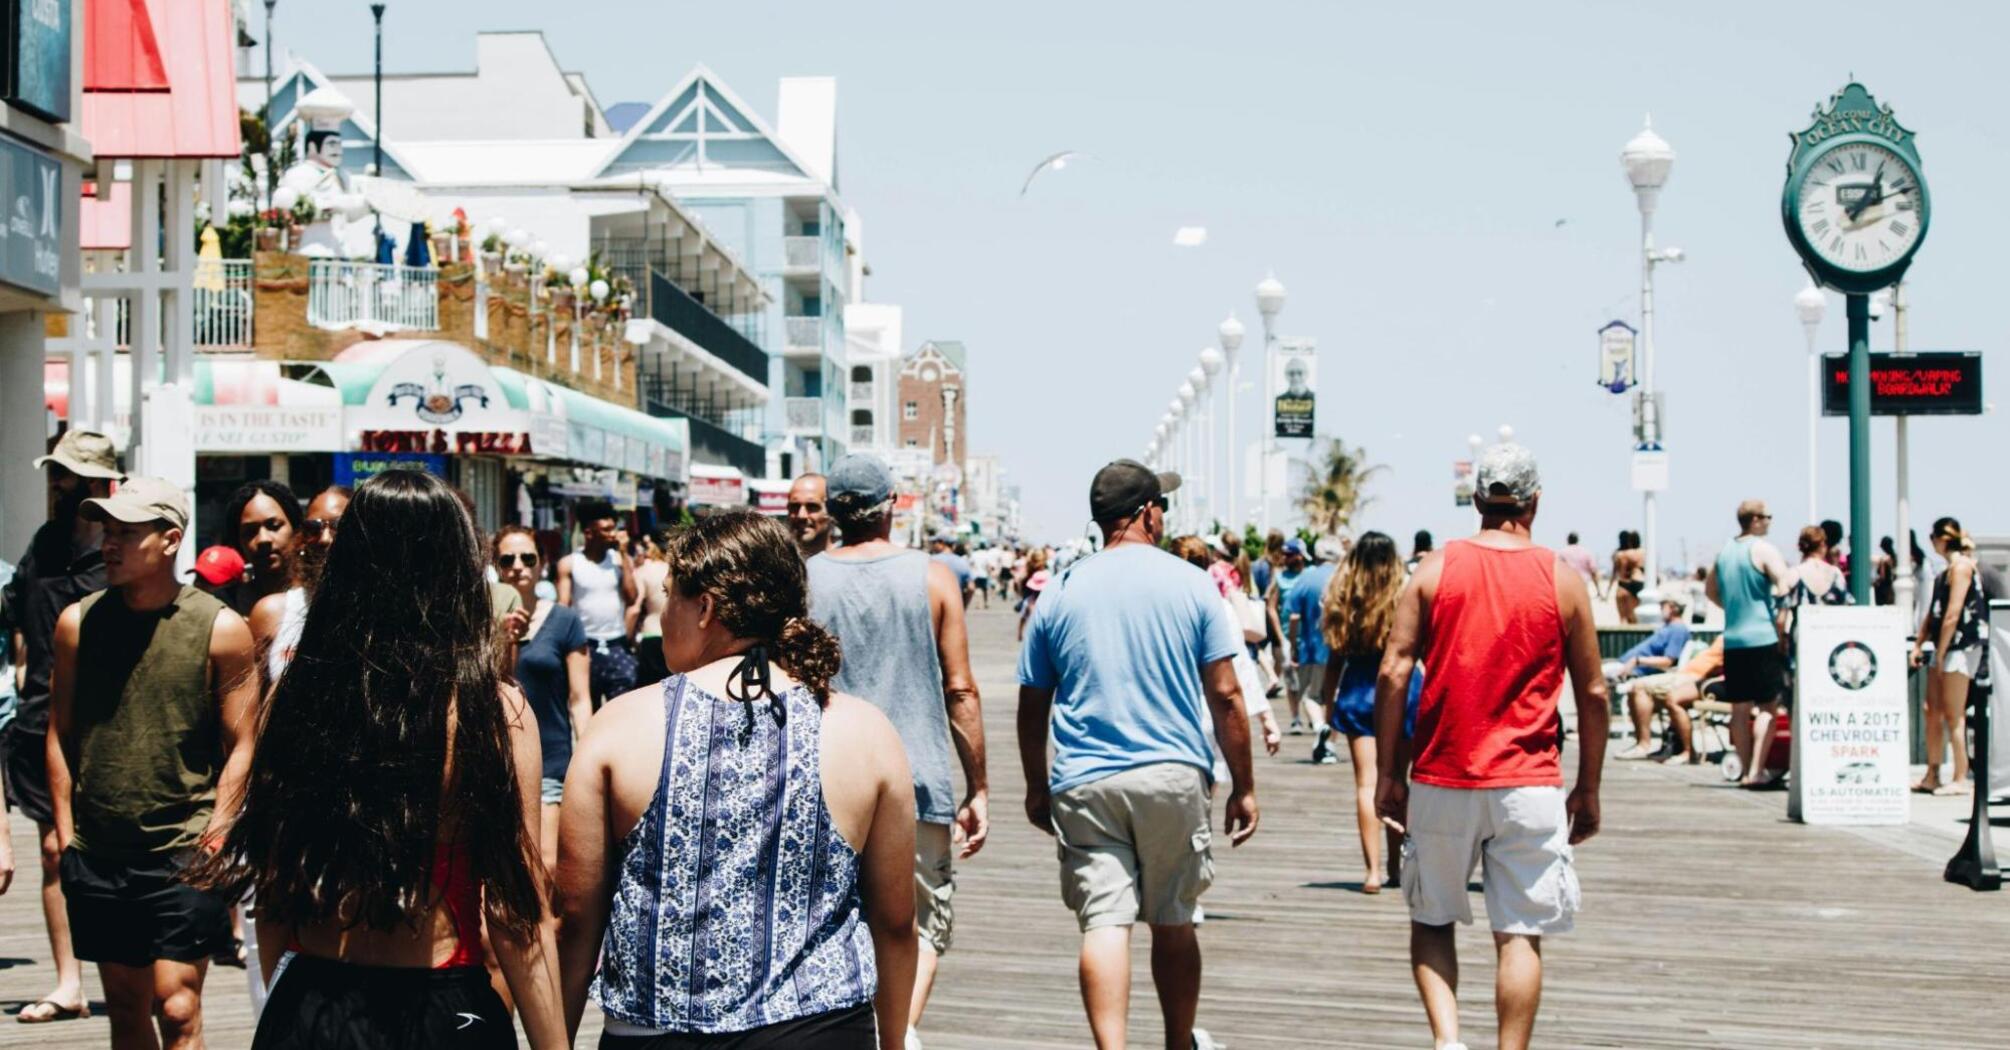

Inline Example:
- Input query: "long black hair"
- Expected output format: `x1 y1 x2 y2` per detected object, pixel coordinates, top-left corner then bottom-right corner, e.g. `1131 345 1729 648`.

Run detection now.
222 478 302 549
191 470 543 935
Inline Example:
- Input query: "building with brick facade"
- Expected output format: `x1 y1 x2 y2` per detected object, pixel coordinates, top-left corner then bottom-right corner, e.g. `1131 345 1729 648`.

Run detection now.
897 340 966 470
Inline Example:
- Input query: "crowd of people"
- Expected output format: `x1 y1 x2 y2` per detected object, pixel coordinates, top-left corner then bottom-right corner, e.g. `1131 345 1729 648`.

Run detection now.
0 426 1990 1050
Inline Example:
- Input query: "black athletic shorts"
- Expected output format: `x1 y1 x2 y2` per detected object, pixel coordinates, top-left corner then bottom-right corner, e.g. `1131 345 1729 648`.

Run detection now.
253 955 513 1050
2 724 53 823
60 848 232 967
634 636 670 690
1723 645 1787 704
599 1004 877 1049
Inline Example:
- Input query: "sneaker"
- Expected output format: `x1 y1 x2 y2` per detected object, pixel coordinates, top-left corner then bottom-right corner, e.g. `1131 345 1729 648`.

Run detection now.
1287 719 1307 736
1192 1028 1225 1050
1613 742 1660 761
905 1030 923 1050
1312 744 1338 765
1437 1043 1470 1050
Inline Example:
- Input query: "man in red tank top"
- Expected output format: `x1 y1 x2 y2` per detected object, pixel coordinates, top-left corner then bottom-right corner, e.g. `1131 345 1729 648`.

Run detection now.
1372 443 1608 1050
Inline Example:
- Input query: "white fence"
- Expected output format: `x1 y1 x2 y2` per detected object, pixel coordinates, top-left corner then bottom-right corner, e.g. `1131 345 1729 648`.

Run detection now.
783 236 821 270
307 260 439 332
784 315 822 353
87 259 256 349
783 396 822 435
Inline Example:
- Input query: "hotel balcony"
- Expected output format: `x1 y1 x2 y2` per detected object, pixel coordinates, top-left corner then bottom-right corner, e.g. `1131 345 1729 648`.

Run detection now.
784 314 824 359
783 396 822 436
783 235 821 275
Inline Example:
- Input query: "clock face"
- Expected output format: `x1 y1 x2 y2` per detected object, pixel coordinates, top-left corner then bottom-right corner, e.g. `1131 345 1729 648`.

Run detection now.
1793 141 1925 273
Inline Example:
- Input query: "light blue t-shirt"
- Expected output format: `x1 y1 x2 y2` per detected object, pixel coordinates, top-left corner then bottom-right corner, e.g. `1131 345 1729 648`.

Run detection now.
1282 562 1336 666
1018 544 1243 794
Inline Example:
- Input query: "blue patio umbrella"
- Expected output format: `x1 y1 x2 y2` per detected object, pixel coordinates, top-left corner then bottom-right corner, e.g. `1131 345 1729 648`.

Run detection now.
403 220 432 268
374 228 395 265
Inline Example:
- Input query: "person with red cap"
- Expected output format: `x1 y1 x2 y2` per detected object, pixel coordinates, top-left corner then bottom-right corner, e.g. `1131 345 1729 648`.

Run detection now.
185 546 246 597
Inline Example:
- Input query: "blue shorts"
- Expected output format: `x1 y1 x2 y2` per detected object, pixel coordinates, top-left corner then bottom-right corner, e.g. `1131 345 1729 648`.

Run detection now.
1329 658 1421 739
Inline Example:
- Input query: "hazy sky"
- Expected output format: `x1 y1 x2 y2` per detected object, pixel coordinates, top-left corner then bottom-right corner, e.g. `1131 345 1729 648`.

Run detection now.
290 0 2008 561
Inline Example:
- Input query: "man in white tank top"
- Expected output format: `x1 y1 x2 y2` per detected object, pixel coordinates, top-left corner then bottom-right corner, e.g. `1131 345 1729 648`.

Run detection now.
558 498 638 708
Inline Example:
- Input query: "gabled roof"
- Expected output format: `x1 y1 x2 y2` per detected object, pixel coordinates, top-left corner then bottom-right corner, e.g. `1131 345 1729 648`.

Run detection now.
906 340 966 375
261 56 423 180
84 0 169 91
81 0 239 158
590 64 836 201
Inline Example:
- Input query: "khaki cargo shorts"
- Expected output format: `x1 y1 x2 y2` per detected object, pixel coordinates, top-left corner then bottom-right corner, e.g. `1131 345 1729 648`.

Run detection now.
916 821 955 954
1052 762 1214 931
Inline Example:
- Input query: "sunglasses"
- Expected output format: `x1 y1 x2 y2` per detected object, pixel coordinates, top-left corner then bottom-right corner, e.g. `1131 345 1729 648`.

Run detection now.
497 552 539 568
301 517 339 539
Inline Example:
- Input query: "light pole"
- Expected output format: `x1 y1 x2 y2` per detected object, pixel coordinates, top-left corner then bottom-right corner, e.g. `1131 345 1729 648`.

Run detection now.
1168 397 1187 530
1254 274 1286 530
1178 380 1198 530
1885 285 1916 617
1621 116 1675 585
1188 365 1210 527
1216 312 1245 528
1795 285 1826 525
369 2 387 245
263 0 277 211
1198 346 1223 526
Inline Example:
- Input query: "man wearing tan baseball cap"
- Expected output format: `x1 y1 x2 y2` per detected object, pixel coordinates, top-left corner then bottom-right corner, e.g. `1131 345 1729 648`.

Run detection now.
47 474 257 1044
4 430 122 1023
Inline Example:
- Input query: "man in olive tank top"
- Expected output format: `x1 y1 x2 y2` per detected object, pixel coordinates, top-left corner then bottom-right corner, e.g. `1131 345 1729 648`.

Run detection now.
47 476 259 1049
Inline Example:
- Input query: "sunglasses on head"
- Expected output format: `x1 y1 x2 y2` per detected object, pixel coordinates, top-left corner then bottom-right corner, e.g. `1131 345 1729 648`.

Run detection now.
497 552 539 568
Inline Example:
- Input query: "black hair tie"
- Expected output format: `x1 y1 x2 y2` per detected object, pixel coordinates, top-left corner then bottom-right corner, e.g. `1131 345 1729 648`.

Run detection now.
725 643 787 742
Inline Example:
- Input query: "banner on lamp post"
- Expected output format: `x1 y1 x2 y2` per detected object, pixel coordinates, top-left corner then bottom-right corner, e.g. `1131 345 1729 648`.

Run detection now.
1597 320 1637 393
1272 337 1316 438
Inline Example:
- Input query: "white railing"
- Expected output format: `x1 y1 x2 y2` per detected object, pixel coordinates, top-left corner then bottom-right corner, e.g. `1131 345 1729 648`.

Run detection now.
784 315 822 353
307 260 439 332
85 259 257 349
783 396 822 435
783 236 821 270
849 425 875 448
848 380 873 403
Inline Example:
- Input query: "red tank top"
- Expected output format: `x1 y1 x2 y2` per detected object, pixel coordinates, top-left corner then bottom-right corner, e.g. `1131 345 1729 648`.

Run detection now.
1411 540 1566 789
432 838 484 968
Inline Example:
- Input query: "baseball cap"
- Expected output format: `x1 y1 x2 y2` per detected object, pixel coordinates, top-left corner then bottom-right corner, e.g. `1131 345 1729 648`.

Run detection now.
1088 459 1180 523
80 475 189 531
35 429 123 480
187 546 246 586
1474 443 1540 508
1282 538 1307 558
1314 536 1345 562
825 454 895 516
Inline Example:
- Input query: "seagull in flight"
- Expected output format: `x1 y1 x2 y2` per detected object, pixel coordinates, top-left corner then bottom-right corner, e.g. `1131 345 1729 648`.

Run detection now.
1020 151 1089 197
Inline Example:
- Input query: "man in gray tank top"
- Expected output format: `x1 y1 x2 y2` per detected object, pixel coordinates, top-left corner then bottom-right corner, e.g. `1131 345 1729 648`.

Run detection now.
807 454 985 1050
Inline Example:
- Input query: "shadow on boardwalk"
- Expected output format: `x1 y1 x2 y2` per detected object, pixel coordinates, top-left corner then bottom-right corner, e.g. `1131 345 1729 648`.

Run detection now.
3 605 2004 1047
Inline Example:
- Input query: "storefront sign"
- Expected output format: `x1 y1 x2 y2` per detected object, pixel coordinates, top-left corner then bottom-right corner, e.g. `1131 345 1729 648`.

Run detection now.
334 452 447 487
689 473 745 507
195 406 344 453
357 429 534 456
1272 337 1316 438
1789 605 1910 825
350 343 520 436
0 133 61 296
5 0 70 123
1821 352 1983 416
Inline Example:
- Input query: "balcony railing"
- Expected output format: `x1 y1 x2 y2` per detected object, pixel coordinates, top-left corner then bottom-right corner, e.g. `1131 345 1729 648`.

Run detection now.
308 260 438 332
783 236 821 271
850 425 875 448
847 381 873 403
783 396 822 435
648 271 769 387
86 260 255 350
784 316 822 355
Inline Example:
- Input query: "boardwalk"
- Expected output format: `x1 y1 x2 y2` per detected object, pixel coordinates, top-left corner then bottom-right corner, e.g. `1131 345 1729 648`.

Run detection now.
1 603 2005 1047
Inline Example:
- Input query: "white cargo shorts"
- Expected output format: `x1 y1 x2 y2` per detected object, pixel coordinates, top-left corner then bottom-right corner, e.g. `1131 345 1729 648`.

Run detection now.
1402 783 1580 936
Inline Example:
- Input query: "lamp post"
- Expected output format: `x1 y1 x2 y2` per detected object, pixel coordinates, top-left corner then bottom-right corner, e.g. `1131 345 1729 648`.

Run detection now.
1216 312 1245 529
263 0 277 211
369 2 386 242
1621 116 1676 587
1885 284 1916 618
1178 380 1198 531
1168 397 1187 529
1254 274 1286 530
1188 365 1210 527
1795 285 1826 524
1199 345 1224 526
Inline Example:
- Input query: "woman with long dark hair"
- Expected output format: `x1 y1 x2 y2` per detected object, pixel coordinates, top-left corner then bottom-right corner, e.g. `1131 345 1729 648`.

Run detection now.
1319 531 1421 893
556 511 917 1049
193 470 565 1049
1610 529 1645 624
1912 517 1988 795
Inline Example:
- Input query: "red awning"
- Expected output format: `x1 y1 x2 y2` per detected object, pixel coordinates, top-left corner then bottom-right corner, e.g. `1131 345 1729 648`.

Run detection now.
83 0 169 91
80 0 241 158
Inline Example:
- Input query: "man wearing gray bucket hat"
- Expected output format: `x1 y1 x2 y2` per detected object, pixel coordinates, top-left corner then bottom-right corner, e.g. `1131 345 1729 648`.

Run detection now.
3 429 122 1023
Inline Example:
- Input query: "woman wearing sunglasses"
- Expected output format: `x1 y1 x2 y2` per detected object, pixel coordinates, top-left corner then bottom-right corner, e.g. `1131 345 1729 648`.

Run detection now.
495 524 591 869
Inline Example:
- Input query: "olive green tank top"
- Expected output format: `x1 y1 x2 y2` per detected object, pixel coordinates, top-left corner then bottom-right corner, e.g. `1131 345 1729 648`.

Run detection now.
70 585 225 859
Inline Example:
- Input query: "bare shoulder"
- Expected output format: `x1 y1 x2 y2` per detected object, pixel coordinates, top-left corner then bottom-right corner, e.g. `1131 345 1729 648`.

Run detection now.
1408 549 1446 594
577 682 661 750
209 605 254 651
247 591 286 636
821 690 899 744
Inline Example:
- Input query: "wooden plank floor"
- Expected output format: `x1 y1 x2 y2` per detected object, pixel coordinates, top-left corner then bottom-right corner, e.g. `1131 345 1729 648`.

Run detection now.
2 603 2006 1047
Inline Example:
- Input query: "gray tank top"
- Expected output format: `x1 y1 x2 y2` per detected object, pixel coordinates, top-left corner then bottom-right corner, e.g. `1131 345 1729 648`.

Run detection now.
806 549 953 824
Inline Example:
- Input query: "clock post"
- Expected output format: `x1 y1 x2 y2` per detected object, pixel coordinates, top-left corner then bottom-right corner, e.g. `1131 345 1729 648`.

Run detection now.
1781 82 1929 604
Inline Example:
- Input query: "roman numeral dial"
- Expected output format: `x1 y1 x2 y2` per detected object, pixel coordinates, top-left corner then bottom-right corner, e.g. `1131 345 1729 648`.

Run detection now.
1795 141 1925 274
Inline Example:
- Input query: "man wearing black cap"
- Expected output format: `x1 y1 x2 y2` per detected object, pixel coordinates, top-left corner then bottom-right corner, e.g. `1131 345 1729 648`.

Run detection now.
808 454 985 1049
47 476 258 1046
4 429 120 1023
1017 459 1258 1050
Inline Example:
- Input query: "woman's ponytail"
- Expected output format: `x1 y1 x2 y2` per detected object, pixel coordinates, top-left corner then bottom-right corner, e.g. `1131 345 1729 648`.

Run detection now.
777 615 843 704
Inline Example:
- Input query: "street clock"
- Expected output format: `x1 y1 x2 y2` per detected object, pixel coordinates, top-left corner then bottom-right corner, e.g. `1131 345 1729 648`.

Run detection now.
1782 83 1929 294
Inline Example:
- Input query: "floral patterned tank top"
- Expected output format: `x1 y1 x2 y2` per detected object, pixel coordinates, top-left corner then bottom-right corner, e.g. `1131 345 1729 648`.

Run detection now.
592 675 875 1034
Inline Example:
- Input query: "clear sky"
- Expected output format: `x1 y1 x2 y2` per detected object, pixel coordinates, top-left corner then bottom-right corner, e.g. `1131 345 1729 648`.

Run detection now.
288 0 2007 563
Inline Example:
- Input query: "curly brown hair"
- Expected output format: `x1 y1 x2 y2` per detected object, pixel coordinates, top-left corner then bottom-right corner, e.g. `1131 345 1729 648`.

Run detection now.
663 512 842 702
1322 530 1406 657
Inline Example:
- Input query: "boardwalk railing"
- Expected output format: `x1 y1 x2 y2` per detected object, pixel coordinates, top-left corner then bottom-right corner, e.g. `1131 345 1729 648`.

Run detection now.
307 260 439 332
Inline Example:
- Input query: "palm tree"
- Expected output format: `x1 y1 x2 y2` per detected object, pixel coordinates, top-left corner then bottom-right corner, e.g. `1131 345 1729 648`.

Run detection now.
1297 438 1384 536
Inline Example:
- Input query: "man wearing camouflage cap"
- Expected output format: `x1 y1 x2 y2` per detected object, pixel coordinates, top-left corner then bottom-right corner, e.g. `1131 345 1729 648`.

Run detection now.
1373 443 1607 1050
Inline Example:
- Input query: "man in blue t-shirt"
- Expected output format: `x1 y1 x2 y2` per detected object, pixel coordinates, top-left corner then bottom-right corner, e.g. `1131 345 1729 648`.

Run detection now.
929 534 974 606
1282 536 1343 763
1018 459 1258 1050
